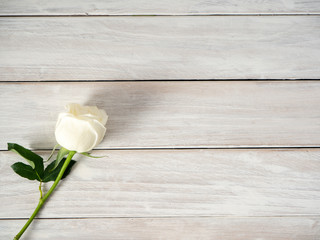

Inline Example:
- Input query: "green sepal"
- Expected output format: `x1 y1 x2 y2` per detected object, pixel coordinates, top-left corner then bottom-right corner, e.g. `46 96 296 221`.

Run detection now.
46 144 60 162
11 162 41 181
81 152 107 158
42 158 76 182
52 147 70 171
8 143 44 179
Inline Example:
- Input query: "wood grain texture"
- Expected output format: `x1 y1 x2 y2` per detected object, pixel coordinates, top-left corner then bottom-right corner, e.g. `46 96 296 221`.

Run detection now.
0 0 320 15
1 217 319 240
1 81 320 150
1 16 320 81
1 149 320 218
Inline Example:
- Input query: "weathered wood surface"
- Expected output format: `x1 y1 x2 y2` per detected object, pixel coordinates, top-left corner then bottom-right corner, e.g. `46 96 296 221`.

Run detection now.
1 81 319 150
1 0 320 15
1 217 319 240
1 17 320 81
2 0 320 238
1 149 320 218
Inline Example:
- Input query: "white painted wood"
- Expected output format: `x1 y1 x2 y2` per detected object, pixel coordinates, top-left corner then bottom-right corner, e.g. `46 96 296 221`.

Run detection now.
0 81 320 150
0 0 319 15
1 17 320 81
1 217 319 240
1 149 320 218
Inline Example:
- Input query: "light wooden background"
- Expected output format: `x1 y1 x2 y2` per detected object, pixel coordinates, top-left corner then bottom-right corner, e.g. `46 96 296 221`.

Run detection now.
1 1 320 239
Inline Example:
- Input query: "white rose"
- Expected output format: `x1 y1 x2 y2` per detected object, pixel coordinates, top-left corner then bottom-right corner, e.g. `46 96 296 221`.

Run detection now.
55 103 108 153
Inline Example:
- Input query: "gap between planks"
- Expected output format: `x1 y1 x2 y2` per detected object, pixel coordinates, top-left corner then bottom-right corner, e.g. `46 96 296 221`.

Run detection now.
1 0 320 16
3 215 320 220
1 79 320 83
1 13 320 17
1 146 320 152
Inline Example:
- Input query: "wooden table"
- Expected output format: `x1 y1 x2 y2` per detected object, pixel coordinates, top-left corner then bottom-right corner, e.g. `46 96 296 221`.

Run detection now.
1 1 319 239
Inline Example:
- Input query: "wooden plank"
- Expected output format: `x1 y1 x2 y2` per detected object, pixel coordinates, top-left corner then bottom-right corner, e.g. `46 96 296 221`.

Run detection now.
0 0 320 15
1 81 320 150
1 217 319 240
1 149 320 218
1 17 319 81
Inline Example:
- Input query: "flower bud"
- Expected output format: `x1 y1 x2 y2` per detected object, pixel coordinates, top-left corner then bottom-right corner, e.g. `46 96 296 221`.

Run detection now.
55 103 108 153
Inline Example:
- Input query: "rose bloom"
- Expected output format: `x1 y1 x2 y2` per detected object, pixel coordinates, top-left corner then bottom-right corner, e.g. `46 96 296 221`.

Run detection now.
55 103 108 152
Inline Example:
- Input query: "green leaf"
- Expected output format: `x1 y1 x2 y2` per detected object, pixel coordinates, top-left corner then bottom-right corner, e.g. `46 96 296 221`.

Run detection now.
81 152 107 158
42 158 76 182
8 143 44 179
11 162 40 181
51 147 70 171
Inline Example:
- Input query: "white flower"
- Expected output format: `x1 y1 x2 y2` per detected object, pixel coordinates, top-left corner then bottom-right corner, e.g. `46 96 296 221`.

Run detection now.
55 103 108 152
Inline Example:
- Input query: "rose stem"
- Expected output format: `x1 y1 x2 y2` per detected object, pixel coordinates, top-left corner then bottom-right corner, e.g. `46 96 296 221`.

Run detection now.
13 151 76 240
